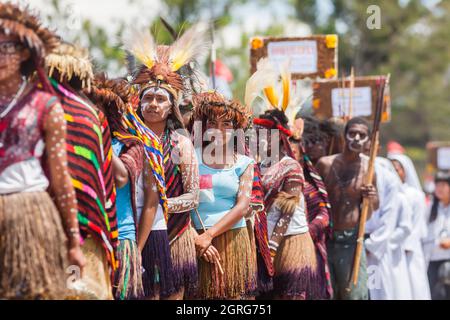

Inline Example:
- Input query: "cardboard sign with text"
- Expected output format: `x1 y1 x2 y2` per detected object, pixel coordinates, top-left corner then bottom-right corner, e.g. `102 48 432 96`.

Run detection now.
250 35 338 80
312 76 391 123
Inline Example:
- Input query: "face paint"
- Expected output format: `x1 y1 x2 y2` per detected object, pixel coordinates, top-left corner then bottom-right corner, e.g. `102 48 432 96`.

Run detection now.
140 87 173 123
346 131 369 152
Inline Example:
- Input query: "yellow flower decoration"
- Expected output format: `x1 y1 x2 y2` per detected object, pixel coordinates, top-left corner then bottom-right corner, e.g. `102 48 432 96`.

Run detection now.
324 68 337 78
312 98 320 109
325 34 338 49
251 37 264 50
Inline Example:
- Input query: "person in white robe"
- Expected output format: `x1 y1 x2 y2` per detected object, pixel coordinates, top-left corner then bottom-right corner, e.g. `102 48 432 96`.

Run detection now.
365 158 400 300
389 154 431 300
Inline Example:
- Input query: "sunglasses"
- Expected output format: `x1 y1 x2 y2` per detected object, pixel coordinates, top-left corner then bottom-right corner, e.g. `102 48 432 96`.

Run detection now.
0 41 24 55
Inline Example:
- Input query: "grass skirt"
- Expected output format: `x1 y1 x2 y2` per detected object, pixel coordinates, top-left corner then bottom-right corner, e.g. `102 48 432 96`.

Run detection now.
170 225 198 298
197 227 257 299
273 232 322 299
68 237 113 300
141 229 175 298
0 192 68 299
113 239 144 300
246 220 273 296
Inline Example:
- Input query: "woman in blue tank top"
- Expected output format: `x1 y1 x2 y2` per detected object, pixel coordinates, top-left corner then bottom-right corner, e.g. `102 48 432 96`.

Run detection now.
189 91 257 299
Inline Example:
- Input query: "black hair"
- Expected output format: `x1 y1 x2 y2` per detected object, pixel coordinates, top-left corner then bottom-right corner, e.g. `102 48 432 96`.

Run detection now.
258 109 290 130
429 171 450 222
344 116 371 135
137 88 185 131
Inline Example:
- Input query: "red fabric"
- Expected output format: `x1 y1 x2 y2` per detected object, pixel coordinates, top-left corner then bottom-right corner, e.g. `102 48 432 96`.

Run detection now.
387 140 405 155
253 118 293 137
214 59 233 83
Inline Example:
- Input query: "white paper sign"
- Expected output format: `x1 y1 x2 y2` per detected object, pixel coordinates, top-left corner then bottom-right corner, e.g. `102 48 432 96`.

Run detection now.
331 87 372 118
267 40 318 74
437 147 450 170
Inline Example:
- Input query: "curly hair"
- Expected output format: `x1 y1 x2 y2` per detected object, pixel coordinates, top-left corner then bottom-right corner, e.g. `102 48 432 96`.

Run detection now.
190 91 250 130
86 73 132 135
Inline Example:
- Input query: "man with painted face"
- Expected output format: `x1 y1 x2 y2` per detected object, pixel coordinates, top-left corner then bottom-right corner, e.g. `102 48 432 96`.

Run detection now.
316 116 379 300
125 25 205 299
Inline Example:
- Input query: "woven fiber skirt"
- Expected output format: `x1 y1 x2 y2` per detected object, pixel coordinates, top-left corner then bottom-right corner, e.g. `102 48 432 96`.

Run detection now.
68 237 113 300
0 191 69 299
170 225 198 298
141 229 176 299
197 227 257 300
273 232 322 300
246 220 273 296
113 239 144 300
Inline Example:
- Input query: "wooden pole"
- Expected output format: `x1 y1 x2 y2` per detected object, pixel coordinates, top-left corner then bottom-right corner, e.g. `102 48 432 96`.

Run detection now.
348 67 355 118
347 74 389 289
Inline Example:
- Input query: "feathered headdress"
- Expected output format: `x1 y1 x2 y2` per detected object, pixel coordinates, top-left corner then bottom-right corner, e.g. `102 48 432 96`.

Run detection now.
247 58 306 139
46 42 94 90
0 2 59 63
88 74 169 221
123 23 209 104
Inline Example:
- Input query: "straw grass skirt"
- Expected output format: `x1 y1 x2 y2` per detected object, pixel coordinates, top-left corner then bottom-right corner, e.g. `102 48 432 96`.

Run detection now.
197 227 257 300
273 232 322 299
68 237 113 300
170 225 198 298
0 192 69 299
113 239 144 300
246 220 273 295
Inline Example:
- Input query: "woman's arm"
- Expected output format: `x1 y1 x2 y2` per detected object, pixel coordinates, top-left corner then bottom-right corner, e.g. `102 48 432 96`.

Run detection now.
195 163 254 256
167 135 199 213
137 163 158 252
44 102 85 272
112 153 129 189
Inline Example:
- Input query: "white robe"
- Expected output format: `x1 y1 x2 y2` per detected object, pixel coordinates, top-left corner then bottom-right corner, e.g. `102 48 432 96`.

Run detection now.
388 153 431 299
365 159 399 300
402 184 431 299
388 192 413 300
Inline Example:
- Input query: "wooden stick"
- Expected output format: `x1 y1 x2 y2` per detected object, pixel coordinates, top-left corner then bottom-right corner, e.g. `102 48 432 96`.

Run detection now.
348 67 355 118
194 208 224 275
347 74 389 289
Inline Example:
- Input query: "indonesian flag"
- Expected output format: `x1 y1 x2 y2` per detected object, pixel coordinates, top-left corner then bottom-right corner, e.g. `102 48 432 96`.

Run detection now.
199 174 215 203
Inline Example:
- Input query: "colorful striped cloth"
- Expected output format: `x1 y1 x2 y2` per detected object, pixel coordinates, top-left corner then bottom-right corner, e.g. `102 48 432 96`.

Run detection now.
50 78 118 270
251 164 274 277
302 153 333 299
162 129 190 242
114 106 168 221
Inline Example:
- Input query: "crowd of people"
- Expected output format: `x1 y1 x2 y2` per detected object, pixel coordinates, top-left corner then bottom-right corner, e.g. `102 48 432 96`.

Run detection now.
0 2 449 300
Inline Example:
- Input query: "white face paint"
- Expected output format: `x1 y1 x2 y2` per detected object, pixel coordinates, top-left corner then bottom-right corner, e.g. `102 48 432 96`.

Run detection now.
346 126 369 153
140 87 173 124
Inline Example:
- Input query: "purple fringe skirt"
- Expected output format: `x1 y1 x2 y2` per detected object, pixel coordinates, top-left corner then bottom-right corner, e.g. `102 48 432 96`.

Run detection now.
141 230 176 299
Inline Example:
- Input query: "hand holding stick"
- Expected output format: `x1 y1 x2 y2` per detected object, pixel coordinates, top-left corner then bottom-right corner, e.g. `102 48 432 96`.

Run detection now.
194 208 224 275
347 74 390 290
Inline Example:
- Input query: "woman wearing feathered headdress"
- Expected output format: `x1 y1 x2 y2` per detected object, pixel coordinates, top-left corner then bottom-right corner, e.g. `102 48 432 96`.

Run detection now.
250 58 323 299
123 23 207 299
0 2 84 299
45 41 119 300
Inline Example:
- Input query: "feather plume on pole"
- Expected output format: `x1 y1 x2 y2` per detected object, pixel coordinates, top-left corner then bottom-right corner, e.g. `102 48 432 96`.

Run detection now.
280 59 291 112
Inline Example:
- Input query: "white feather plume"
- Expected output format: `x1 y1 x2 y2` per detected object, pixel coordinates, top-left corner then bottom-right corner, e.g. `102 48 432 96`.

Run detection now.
168 22 210 72
122 27 157 69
